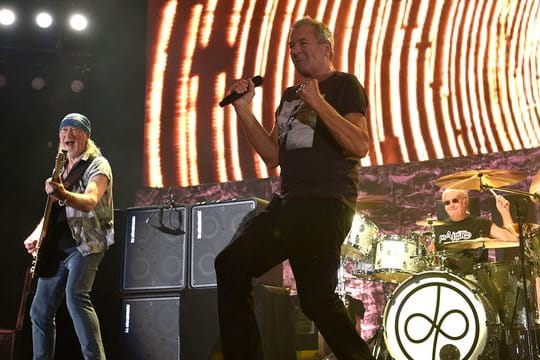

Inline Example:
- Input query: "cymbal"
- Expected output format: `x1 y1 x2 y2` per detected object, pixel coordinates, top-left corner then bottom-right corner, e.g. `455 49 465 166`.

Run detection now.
442 237 519 250
531 171 540 201
416 218 445 226
434 169 527 190
356 195 389 209
507 223 539 234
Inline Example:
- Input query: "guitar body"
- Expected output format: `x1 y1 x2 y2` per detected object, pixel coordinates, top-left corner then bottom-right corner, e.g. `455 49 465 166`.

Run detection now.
31 151 66 278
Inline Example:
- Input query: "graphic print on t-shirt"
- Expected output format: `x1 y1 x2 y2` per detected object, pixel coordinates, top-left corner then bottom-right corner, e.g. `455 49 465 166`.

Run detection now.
277 98 317 150
438 229 473 243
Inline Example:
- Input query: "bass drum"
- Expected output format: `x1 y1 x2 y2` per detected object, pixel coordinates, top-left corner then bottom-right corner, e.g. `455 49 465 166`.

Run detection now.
383 271 500 360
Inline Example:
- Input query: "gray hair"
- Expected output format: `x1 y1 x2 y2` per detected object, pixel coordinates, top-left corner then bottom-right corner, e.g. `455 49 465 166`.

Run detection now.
291 16 334 59
442 188 469 208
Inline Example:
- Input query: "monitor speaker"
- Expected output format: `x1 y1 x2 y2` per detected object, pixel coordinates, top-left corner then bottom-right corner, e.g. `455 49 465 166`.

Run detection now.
122 206 187 292
121 296 180 360
189 199 266 288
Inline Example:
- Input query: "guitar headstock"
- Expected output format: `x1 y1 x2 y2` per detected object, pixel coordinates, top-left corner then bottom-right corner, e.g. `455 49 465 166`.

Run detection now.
52 151 66 181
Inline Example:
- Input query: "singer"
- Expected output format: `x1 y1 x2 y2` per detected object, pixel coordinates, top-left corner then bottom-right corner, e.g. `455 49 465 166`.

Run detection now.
215 17 373 360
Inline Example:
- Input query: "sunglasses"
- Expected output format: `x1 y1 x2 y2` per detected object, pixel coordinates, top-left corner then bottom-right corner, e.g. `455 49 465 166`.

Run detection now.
443 198 461 206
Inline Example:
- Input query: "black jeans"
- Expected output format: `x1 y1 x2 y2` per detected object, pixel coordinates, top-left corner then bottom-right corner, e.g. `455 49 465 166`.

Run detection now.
215 195 374 360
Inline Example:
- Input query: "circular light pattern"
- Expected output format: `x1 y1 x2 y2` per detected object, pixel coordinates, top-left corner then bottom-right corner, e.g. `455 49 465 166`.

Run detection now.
144 0 540 188
69 13 88 31
35 12 53 28
0 8 16 26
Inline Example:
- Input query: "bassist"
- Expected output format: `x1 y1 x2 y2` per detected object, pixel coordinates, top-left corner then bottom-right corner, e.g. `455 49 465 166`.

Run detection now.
23 113 113 360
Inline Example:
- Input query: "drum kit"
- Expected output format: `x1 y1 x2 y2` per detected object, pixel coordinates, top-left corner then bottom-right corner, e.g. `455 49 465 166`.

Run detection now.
339 169 540 360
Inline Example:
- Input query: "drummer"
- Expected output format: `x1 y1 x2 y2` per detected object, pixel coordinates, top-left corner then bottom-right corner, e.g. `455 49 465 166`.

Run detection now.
433 188 518 275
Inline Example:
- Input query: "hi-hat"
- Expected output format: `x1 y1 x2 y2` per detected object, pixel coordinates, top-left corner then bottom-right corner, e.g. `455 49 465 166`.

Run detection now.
356 195 389 209
434 169 527 190
442 237 519 250
416 218 445 226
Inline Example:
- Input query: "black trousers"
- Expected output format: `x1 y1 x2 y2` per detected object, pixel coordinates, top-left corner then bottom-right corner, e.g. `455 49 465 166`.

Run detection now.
215 195 374 360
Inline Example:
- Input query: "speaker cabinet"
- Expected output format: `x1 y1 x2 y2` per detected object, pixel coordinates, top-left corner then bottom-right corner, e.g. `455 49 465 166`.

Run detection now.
178 288 221 359
121 296 180 360
122 206 187 292
189 199 264 288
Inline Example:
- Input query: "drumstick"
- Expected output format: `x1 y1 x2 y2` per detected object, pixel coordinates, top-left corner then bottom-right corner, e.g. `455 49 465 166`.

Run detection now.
488 188 498 197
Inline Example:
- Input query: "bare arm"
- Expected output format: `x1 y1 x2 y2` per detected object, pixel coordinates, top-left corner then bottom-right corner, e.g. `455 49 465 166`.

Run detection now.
48 174 109 213
297 78 369 158
490 195 518 241
231 78 279 168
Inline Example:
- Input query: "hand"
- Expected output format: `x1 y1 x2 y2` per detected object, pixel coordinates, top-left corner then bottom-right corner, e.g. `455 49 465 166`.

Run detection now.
495 194 511 213
295 78 323 107
24 238 38 255
45 177 67 202
230 77 256 107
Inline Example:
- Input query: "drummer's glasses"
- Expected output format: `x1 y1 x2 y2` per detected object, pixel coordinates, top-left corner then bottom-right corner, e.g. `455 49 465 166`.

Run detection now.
443 198 461 206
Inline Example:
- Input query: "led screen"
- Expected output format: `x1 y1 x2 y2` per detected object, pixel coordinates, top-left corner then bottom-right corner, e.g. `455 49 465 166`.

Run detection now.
144 0 540 187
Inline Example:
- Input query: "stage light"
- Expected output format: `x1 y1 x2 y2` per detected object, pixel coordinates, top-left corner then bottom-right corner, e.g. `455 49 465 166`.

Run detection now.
35 11 53 28
70 79 84 93
68 13 87 31
0 8 16 26
31 76 46 90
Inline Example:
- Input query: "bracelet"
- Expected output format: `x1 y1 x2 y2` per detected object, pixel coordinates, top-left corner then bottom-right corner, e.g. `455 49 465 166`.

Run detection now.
58 192 70 207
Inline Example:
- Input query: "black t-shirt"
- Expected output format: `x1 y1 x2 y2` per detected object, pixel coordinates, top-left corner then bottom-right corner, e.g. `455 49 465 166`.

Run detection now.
434 215 493 274
275 72 369 209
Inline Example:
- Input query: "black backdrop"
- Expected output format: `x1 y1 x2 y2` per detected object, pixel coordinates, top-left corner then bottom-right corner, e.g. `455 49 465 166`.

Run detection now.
0 0 147 338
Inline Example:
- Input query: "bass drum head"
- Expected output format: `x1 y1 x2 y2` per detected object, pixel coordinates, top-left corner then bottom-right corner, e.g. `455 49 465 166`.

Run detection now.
383 271 500 360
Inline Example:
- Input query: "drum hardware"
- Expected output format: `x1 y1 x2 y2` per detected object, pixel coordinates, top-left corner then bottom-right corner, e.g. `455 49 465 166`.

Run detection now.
368 281 396 359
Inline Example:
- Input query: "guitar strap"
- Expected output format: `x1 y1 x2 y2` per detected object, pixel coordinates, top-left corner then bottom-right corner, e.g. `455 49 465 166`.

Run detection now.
62 155 96 191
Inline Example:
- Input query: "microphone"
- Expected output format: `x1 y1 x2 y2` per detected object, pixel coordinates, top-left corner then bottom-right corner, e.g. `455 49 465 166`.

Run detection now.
219 75 263 107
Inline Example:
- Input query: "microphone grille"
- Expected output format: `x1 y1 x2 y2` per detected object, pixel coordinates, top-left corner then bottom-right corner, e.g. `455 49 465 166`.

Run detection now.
252 75 263 87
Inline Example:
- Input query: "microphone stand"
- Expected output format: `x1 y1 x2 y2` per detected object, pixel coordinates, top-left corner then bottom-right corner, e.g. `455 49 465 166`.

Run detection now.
481 183 539 359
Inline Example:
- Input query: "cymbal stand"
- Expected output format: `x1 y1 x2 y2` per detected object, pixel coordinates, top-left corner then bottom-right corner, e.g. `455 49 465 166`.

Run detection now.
337 257 351 306
481 183 539 359
370 281 394 360
516 200 538 359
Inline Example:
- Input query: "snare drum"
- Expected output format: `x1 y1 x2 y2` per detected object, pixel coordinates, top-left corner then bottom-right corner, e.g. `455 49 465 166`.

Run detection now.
341 214 378 260
383 271 500 360
373 235 420 283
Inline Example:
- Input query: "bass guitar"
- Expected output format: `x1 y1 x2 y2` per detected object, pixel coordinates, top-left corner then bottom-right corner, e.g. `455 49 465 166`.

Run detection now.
30 151 66 277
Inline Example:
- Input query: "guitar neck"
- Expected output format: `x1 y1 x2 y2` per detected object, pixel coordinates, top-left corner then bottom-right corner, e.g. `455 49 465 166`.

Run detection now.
38 195 54 244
